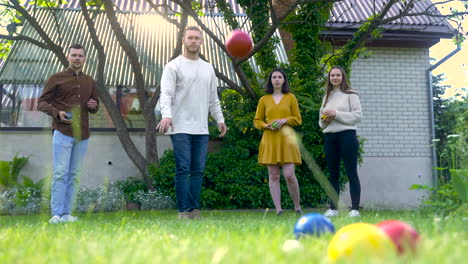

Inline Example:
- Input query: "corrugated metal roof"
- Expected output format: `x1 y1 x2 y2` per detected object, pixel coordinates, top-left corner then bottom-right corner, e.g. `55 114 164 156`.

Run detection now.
0 9 287 86
329 0 452 31
23 0 452 29
24 0 246 15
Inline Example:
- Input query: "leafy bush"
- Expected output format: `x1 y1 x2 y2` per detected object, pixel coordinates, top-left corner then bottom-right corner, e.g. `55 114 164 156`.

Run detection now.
114 176 148 204
0 186 47 215
75 186 126 213
0 154 45 191
136 190 175 210
411 169 467 216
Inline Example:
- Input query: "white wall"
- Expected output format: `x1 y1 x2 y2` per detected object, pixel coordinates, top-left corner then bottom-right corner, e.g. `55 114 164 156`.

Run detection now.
0 131 172 187
343 47 433 209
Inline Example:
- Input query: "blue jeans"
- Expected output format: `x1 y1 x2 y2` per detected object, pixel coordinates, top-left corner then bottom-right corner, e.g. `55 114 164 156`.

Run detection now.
51 130 89 216
170 134 209 212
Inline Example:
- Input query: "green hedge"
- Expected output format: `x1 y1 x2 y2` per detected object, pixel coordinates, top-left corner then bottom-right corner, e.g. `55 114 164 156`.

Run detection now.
150 148 331 209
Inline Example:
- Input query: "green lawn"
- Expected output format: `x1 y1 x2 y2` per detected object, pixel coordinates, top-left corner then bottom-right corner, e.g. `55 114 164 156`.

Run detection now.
0 210 466 263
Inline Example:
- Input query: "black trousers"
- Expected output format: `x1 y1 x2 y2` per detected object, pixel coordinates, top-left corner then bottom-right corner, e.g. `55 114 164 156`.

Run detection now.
324 130 361 210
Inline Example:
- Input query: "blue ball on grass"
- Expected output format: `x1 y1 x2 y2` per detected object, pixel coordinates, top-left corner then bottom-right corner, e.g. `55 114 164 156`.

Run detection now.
293 213 335 239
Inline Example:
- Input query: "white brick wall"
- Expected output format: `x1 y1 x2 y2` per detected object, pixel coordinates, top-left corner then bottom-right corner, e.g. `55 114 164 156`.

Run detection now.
350 47 432 157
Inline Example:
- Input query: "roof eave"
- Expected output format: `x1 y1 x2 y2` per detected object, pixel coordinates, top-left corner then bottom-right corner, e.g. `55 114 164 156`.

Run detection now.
324 22 454 38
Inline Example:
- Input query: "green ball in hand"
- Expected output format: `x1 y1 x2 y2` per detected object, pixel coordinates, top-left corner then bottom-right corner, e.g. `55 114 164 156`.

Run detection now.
271 121 279 129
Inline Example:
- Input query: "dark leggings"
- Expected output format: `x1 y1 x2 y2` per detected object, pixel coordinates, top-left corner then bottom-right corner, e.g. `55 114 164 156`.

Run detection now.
324 130 361 210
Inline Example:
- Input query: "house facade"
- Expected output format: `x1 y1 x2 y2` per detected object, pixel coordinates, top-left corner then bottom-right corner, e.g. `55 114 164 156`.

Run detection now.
0 0 454 208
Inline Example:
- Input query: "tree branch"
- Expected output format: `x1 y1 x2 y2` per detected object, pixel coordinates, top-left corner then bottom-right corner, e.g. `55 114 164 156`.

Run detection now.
9 0 67 67
102 0 147 106
0 34 48 49
80 0 154 189
144 0 180 25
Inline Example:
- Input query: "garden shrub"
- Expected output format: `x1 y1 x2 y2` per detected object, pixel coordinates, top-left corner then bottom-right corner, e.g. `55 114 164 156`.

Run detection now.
411 169 467 216
0 179 175 215
135 190 175 210
74 185 126 213
114 176 148 204
0 186 46 215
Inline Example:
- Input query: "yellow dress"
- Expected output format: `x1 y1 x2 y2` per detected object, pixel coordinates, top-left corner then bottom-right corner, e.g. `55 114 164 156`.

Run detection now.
254 93 302 165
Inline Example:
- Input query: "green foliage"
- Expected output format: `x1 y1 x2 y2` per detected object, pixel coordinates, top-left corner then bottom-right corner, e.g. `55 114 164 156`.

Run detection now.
0 154 44 190
414 75 468 216
324 14 383 75
0 154 48 215
29 0 62 7
114 176 148 204
0 186 46 215
74 186 126 213
151 149 330 209
237 0 278 76
113 176 175 209
0 40 13 60
191 1 204 16
436 95 468 173
215 0 240 30
451 169 468 203
282 3 332 170
410 169 467 216
135 190 175 210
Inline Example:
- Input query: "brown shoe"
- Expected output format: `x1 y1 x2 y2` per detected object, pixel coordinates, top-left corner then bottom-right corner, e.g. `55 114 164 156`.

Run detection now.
189 209 202 219
177 212 190 219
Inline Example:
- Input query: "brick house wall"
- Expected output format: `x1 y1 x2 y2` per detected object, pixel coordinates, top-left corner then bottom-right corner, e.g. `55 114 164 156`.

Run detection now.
352 47 432 158
340 47 433 209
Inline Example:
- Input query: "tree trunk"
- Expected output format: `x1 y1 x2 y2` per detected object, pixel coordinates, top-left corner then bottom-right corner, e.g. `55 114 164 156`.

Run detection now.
80 0 154 190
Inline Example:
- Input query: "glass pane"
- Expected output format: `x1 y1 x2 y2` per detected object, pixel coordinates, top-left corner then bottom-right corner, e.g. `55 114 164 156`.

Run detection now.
0 85 159 129
0 84 49 127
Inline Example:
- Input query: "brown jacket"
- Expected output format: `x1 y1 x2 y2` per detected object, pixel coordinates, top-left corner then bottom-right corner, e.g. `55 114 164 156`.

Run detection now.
38 67 99 140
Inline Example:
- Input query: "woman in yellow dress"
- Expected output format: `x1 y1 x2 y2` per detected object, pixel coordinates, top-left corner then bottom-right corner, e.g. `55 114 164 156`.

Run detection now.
254 68 302 215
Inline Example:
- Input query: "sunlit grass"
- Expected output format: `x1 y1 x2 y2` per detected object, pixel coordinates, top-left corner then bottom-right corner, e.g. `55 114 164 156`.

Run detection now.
0 210 466 263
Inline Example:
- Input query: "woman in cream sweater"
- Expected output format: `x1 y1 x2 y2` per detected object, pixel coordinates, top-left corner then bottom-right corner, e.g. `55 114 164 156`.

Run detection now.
320 66 362 218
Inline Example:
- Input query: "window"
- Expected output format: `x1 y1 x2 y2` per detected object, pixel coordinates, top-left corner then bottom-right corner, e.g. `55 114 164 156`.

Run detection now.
0 84 160 129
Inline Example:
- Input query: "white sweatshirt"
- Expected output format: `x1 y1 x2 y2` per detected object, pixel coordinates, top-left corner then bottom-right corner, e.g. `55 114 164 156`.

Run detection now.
159 55 225 135
319 89 362 133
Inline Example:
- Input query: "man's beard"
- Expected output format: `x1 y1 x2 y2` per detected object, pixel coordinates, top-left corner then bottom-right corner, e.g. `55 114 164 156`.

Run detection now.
185 46 200 55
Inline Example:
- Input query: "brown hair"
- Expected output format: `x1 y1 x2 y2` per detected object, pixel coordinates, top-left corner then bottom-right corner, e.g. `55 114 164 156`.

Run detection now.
68 43 86 56
183 26 202 39
265 68 290 94
323 66 357 107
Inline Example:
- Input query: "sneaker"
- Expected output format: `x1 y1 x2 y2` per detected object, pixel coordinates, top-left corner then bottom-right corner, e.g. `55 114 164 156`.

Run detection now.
189 209 202 219
324 209 339 217
177 212 191 219
61 215 78 222
348 210 361 217
295 209 303 215
49 215 62 224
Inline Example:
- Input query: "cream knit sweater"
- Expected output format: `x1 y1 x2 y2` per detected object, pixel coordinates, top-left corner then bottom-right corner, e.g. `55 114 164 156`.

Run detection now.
319 89 362 133
159 56 224 135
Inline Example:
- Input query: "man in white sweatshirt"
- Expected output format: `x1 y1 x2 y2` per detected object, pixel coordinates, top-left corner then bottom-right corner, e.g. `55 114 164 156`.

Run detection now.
156 26 228 219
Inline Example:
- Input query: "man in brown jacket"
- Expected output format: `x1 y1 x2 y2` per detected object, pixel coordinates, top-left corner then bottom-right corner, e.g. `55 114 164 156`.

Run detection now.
38 43 99 224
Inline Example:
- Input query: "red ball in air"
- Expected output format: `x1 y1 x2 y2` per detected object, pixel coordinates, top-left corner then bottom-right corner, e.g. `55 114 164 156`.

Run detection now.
225 29 253 58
